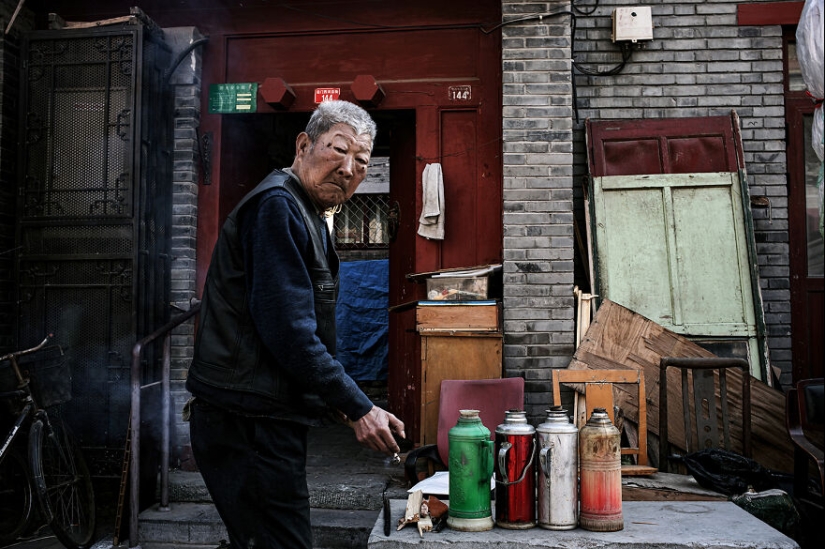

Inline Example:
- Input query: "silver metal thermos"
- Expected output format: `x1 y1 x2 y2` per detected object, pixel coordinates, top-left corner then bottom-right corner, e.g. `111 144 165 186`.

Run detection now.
536 406 579 530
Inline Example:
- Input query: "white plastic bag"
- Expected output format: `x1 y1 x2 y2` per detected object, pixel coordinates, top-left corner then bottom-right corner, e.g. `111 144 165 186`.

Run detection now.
796 0 824 101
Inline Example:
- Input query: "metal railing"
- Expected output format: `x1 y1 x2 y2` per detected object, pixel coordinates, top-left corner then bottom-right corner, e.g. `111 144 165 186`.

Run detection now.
129 300 201 548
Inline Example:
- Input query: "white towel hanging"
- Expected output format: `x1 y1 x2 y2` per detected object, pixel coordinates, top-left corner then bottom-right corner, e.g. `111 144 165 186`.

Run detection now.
417 163 445 240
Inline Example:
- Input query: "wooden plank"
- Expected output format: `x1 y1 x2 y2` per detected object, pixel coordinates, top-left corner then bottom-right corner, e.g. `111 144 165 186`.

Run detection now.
737 2 804 26
570 300 794 473
416 303 500 332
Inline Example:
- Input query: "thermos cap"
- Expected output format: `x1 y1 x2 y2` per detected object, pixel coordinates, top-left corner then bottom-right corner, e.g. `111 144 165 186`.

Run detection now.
503 409 528 423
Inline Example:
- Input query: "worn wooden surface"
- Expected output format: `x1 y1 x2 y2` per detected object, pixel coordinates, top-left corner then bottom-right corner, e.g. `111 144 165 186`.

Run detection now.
552 368 656 474
416 303 500 332
568 300 793 473
419 333 502 445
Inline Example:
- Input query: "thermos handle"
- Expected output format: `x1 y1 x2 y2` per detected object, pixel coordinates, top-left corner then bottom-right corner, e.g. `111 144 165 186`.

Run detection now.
539 443 551 478
497 441 512 481
495 438 537 486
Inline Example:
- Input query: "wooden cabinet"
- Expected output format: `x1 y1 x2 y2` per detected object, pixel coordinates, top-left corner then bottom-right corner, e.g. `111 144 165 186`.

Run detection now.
419 330 502 445
389 302 502 445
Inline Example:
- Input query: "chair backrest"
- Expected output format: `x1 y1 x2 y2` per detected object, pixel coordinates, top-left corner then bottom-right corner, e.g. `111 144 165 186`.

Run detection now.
658 357 751 471
552 368 651 470
797 378 824 436
436 377 525 465
785 377 824 498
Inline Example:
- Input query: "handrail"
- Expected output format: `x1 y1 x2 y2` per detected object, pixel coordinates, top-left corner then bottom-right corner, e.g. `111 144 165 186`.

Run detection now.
129 300 200 548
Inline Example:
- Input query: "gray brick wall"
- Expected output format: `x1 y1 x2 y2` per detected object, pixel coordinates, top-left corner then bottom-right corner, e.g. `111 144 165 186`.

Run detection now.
502 1 576 421
165 27 204 466
502 0 792 418
571 0 790 387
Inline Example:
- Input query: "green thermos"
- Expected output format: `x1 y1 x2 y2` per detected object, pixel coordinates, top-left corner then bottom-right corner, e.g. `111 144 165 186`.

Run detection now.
446 409 495 531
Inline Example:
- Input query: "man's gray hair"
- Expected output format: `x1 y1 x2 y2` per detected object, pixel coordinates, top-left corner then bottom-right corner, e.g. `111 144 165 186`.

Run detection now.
305 100 377 148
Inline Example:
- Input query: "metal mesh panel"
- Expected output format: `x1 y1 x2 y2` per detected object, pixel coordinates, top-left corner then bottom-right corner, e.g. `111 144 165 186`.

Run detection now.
333 194 390 250
16 25 172 454
20 225 133 255
22 34 134 221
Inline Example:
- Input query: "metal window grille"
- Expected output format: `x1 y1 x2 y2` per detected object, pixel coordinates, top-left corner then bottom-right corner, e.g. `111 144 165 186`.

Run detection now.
333 193 390 250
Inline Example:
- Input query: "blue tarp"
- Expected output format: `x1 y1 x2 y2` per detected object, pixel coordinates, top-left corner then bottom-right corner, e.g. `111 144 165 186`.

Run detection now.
336 259 389 381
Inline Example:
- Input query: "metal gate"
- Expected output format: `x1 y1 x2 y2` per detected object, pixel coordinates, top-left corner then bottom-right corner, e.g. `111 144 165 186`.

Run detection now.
16 18 172 462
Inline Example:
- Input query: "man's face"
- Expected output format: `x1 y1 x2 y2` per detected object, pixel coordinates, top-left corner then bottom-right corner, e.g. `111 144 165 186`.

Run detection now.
291 123 372 210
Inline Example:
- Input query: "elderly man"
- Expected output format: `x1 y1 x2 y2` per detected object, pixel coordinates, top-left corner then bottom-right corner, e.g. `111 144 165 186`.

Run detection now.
186 100 405 549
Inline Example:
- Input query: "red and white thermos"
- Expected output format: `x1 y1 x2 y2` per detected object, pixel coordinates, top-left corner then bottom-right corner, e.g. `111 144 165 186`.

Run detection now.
579 407 623 532
494 410 537 529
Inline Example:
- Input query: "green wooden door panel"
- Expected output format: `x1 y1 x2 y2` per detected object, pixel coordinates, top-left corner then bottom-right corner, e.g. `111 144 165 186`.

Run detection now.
672 183 755 334
593 172 757 339
596 187 673 324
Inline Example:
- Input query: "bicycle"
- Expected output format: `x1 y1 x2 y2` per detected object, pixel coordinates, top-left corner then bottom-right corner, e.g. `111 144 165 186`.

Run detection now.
0 335 96 549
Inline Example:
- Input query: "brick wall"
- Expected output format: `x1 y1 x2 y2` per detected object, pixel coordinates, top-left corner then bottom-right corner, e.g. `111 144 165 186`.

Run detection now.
571 0 790 386
502 0 792 414
164 27 204 466
501 0 576 421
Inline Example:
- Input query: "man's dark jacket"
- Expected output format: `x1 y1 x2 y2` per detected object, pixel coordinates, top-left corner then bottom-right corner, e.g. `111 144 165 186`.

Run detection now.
186 170 345 425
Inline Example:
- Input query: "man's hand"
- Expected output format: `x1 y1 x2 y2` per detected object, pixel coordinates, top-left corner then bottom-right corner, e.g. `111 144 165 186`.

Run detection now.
351 406 406 456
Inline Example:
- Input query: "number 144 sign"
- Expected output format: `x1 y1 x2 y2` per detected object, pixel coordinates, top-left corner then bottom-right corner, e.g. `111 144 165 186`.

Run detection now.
448 85 472 101
315 88 341 103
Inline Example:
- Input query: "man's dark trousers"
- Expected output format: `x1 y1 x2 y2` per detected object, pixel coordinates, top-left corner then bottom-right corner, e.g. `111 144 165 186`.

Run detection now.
190 399 312 549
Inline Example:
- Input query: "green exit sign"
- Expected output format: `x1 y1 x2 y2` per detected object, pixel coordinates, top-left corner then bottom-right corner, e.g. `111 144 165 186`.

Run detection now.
208 83 258 114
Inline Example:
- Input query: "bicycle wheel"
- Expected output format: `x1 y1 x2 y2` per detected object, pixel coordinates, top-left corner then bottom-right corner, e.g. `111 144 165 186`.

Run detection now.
0 446 34 544
29 416 96 549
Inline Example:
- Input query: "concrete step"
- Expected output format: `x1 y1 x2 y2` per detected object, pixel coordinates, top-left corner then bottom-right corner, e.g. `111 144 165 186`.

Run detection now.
136 418 408 548
163 469 408 509
137 468 406 548
137 502 379 549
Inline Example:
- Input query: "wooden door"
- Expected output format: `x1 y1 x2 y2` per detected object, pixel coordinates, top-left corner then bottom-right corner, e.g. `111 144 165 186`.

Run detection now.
786 98 824 381
586 114 768 380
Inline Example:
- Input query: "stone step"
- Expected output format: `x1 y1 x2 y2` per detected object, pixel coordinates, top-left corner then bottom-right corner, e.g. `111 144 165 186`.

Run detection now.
164 469 408 510
137 502 379 549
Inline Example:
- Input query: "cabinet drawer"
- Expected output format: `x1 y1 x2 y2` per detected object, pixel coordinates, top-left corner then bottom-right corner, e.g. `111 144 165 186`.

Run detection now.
416 303 500 332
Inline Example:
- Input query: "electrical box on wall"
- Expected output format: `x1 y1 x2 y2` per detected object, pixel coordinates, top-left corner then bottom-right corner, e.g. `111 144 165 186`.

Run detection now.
612 6 653 43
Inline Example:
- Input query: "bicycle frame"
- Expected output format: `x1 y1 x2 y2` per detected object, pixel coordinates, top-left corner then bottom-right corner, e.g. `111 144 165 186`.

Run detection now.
0 334 96 549
0 335 51 464
0 401 34 463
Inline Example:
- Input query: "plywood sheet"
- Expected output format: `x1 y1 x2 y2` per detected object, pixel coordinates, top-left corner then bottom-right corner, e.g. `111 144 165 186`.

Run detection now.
569 300 793 473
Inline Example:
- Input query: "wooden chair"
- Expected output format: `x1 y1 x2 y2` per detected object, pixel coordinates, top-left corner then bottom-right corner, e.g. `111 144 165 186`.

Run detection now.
785 378 824 500
552 368 656 475
658 357 751 472
404 377 525 486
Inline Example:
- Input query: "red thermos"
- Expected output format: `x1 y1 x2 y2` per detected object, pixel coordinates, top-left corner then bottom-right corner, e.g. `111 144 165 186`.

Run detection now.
579 407 623 532
494 410 537 529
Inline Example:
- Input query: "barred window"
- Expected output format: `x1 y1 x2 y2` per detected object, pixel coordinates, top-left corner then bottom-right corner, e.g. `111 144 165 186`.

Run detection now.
334 194 390 248
332 157 390 260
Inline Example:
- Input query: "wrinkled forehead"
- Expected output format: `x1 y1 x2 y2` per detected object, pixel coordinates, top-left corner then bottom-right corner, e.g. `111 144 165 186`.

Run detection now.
314 123 373 152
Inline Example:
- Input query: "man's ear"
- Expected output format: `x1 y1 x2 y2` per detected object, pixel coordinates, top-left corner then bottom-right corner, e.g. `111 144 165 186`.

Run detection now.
295 132 310 156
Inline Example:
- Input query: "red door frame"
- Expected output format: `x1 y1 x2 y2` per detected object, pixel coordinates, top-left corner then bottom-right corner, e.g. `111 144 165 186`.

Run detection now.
196 26 503 294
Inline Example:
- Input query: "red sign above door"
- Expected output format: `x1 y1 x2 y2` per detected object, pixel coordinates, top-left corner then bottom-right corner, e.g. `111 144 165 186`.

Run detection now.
314 88 341 103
